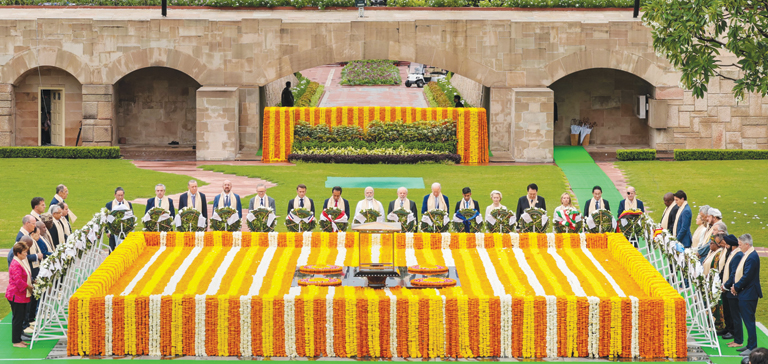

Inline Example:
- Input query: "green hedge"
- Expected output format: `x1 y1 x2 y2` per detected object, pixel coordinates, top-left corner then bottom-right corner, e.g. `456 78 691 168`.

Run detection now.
616 149 656 161
294 119 457 144
0 147 120 159
293 140 456 153
674 149 768 161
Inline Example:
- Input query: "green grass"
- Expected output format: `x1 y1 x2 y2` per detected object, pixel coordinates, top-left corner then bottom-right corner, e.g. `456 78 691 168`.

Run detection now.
760 258 768 325
0 159 205 271
200 163 568 232
617 160 768 247
0 300 7 321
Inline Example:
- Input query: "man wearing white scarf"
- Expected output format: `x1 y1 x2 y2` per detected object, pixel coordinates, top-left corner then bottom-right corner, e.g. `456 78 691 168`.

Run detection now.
49 205 68 248
617 186 645 216
354 187 386 222
454 187 480 213
672 190 693 248
660 192 679 232
29 197 45 222
287 184 315 216
388 187 418 219
322 186 350 218
250 184 277 212
583 185 610 217
213 180 243 219
515 183 546 219
49 184 76 223
145 183 176 217
106 187 134 251
729 234 762 355
421 182 449 214
178 180 208 220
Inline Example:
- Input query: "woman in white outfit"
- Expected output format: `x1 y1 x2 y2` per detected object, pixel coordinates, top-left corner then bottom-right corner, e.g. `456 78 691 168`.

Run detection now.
485 190 507 218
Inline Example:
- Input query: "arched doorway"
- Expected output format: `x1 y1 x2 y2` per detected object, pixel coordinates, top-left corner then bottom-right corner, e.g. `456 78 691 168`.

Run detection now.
114 67 201 146
550 68 654 147
13 67 83 146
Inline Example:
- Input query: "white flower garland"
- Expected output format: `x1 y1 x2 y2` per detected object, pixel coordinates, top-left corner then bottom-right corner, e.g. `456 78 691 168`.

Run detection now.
335 232 347 266
240 296 252 357
581 247 626 297
546 233 556 248
233 231 242 247
546 248 587 297
579 233 587 248
284 287 301 357
162 246 203 295
441 294 448 358
268 231 279 248
475 232 485 248
149 294 162 356
441 244 455 267
630 296 639 358
371 234 381 263
500 294 513 357
545 295 558 358
512 248 546 296
325 287 336 357
195 294 207 356
105 295 113 356
587 296 600 358
296 237 313 266
205 248 241 296
441 232 451 249
121 247 166 296
476 245 505 296
247 246 277 296
510 233 520 249
160 231 167 247
383 288 398 357
195 231 205 247
405 233 417 266
302 231 313 248
404 232 414 249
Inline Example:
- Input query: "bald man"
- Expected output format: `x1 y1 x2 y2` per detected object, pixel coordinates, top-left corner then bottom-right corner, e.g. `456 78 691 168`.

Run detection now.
34 221 54 258
617 186 645 216
212 179 243 219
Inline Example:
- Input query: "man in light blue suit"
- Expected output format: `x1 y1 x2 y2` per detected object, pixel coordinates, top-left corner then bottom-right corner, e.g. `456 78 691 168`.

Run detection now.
673 190 693 248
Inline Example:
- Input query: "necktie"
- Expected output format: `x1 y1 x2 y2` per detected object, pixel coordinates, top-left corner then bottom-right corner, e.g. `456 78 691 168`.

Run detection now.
400 200 404 208
191 194 195 207
225 195 230 207
158 198 162 208
466 200 469 209
300 198 304 208
596 200 601 210
435 199 439 210
531 199 534 207
335 199 338 207
261 197 264 207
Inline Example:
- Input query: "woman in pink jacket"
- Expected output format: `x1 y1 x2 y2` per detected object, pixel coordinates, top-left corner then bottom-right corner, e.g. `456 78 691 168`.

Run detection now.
7 242 32 348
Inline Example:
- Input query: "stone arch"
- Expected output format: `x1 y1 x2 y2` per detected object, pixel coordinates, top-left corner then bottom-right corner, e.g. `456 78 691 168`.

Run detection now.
543 50 674 88
1 47 90 85
104 48 210 85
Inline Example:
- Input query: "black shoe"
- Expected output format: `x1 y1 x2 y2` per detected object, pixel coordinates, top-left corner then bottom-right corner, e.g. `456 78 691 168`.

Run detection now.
723 333 734 339
717 329 727 335
168 141 179 145
737 346 749 352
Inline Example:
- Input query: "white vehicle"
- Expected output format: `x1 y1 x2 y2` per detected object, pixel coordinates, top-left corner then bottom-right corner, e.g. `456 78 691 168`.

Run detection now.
404 63 447 88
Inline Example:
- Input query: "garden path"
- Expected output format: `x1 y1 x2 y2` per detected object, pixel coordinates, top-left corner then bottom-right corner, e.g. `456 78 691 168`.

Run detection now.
303 65 428 107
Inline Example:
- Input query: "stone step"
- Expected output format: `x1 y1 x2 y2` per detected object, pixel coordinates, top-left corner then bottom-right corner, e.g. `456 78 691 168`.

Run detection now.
120 145 196 161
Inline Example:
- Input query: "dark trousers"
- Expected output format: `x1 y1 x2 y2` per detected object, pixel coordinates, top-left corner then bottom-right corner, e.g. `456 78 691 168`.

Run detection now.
109 234 116 252
728 297 743 344
27 295 38 323
8 299 27 344
739 299 758 350
722 292 734 333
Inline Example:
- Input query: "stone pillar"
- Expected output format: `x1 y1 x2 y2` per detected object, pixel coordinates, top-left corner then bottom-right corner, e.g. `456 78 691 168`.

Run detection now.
0 84 13 146
489 87 514 155
513 88 554 163
196 86 240 161
81 85 114 146
239 87 261 154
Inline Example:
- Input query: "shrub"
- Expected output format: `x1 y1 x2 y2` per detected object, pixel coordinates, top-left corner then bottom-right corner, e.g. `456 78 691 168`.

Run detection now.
309 85 324 107
424 83 440 107
437 79 471 108
295 81 320 107
293 140 456 153
426 82 452 107
288 153 461 164
0 147 120 159
340 60 401 86
616 149 656 161
294 119 457 145
674 149 768 161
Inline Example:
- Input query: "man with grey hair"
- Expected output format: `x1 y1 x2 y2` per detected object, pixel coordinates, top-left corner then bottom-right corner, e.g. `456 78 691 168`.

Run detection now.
145 183 176 217
699 208 723 256
422 182 449 214
730 234 762 356
617 185 645 216
388 187 418 219
178 179 208 220
49 184 77 223
693 205 711 252
354 187 385 223
49 205 68 248
250 183 276 211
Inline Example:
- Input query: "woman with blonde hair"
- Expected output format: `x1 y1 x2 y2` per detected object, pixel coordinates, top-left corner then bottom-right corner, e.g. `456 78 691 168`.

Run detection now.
485 190 507 218
555 192 574 215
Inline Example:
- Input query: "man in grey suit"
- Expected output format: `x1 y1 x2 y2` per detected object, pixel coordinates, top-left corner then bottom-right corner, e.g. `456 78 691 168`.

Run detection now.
249 184 276 211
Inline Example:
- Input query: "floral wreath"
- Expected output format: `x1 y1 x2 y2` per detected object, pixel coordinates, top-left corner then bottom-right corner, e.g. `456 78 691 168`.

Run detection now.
485 208 516 233
420 209 450 233
618 209 644 240
246 207 277 232
107 205 136 238
320 207 348 232
142 207 173 232
585 209 615 234
285 208 316 232
175 207 206 232
354 208 381 224
211 206 241 232
387 208 417 233
517 207 549 233
452 208 483 233
553 207 582 234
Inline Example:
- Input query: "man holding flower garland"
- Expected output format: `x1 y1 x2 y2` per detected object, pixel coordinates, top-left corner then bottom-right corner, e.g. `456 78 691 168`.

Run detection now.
617 186 644 216
105 187 133 251
354 187 386 222
422 182 449 214
179 180 208 220
145 184 176 217
323 186 350 218
287 184 315 216
388 187 418 219
249 184 276 211
583 185 611 217
515 183 546 219
212 180 243 219
454 187 480 214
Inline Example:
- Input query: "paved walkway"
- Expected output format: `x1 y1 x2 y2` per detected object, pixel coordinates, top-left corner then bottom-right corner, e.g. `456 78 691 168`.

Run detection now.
304 64 428 107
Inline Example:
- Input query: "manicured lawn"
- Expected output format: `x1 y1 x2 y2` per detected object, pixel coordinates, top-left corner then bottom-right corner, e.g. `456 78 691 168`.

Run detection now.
760 258 768 325
617 160 768 247
0 159 203 271
200 163 568 232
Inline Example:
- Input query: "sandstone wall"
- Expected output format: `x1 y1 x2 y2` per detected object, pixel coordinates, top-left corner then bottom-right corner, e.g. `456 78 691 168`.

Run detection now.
265 74 299 107
551 69 652 146
450 74 483 108
115 67 199 146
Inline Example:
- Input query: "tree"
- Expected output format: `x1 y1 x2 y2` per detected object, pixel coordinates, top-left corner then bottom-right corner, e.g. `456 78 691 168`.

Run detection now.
642 0 768 100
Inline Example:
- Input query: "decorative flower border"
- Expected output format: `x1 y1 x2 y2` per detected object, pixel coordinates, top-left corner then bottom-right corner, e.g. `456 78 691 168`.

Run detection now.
69 232 685 359
261 107 488 165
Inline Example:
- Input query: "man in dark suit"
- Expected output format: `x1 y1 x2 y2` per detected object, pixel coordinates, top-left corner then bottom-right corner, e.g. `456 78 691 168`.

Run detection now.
287 184 315 215
454 187 480 213
515 183 546 218
617 186 645 216
673 190 693 248
49 205 68 248
49 184 74 223
106 187 134 251
29 197 45 222
212 180 243 219
422 182 449 214
731 234 762 356
178 180 208 220
583 186 611 217
323 186 350 218
144 183 176 217
250 183 277 212
723 234 745 350
388 187 419 219
660 192 679 232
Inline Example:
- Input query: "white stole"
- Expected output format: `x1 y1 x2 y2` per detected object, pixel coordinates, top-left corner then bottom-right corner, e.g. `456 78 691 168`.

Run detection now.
587 198 606 215
41 231 54 252
327 196 346 212
722 249 740 284
700 225 714 249
30 210 42 221
718 247 729 272
394 198 411 212
734 247 755 283
13 256 32 298
62 218 71 236
359 199 383 213
154 196 171 212
660 204 674 230
292 196 309 211
187 192 203 212
53 218 67 245
427 193 447 212
217 193 237 210
691 225 707 250
703 247 722 276
110 199 127 211
21 227 41 269
624 198 637 211
459 198 478 211
672 201 688 236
